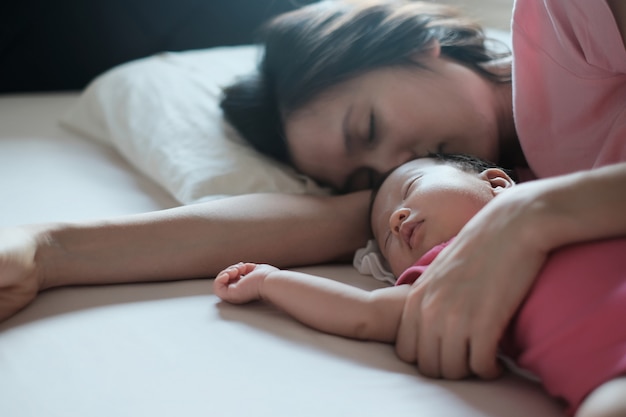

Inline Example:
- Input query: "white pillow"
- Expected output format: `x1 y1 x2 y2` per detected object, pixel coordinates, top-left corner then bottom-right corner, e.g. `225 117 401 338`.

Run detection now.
60 45 331 204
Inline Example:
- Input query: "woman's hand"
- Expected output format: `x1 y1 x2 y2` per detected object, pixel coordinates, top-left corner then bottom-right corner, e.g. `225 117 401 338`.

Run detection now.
395 184 549 380
0 228 42 321
213 262 279 304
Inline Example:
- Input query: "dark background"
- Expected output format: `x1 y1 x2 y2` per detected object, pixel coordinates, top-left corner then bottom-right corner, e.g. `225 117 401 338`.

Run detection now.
0 0 319 93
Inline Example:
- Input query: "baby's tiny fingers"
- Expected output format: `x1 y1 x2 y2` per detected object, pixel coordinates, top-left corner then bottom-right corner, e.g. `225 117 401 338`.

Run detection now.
217 265 243 280
216 271 229 281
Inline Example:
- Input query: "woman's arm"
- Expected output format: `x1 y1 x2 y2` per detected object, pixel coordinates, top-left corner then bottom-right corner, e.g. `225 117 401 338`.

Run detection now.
215 262 409 342
396 162 626 380
0 191 371 321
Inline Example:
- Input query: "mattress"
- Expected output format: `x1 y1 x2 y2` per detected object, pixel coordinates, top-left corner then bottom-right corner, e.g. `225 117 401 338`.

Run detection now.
0 93 566 416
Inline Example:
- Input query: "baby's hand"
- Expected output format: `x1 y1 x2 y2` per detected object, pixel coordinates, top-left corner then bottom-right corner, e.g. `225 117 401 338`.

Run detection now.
213 262 278 304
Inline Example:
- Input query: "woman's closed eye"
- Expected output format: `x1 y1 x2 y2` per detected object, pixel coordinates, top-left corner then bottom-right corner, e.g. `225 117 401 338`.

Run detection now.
345 108 377 152
367 110 377 147
353 110 377 150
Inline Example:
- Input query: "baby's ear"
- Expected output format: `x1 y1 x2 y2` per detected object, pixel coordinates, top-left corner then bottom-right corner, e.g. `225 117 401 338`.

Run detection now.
480 168 515 195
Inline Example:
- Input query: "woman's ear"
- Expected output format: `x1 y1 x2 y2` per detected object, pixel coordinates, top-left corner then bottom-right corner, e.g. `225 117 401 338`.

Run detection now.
479 168 515 195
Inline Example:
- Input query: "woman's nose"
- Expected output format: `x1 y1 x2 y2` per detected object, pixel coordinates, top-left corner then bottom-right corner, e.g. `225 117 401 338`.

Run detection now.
389 208 411 235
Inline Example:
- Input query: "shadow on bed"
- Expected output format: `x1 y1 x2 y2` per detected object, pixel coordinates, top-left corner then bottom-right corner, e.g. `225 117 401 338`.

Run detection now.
214 299 558 417
0 279 209 331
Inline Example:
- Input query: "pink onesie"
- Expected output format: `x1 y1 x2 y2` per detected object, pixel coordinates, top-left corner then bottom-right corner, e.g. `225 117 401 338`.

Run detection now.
396 238 626 415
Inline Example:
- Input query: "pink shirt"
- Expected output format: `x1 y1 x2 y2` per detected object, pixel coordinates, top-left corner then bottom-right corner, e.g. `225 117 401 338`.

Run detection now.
512 0 626 179
396 238 626 416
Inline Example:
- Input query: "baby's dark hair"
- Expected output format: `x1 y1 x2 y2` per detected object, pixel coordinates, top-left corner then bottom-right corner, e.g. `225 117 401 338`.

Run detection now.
426 152 509 175
369 153 514 217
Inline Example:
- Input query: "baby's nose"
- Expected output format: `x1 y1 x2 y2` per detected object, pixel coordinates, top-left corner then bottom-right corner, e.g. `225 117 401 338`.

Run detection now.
389 208 410 235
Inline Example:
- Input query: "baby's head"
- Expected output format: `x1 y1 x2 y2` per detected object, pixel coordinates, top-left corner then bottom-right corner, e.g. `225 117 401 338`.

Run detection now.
370 154 515 276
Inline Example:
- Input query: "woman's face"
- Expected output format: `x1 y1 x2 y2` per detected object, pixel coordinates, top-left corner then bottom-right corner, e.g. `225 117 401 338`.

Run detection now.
370 158 500 276
284 54 504 191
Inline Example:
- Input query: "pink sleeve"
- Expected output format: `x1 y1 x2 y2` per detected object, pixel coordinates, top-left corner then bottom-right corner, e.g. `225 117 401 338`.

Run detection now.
512 0 626 178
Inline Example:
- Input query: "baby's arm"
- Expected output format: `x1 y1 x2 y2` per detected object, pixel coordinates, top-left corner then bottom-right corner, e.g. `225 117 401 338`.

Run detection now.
214 263 410 343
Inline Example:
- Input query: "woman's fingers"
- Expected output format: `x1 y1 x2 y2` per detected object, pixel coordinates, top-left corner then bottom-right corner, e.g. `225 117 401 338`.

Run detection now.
403 276 508 381
0 228 41 321
395 288 420 363
414 291 471 380
468 329 503 379
416 331 441 378
440 333 471 380
396 256 503 380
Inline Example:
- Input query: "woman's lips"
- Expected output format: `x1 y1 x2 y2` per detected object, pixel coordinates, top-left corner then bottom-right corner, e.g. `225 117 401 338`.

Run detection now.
400 220 424 249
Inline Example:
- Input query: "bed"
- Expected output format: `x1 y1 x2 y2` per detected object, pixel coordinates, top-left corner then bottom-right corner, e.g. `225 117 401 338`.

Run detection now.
0 1 566 416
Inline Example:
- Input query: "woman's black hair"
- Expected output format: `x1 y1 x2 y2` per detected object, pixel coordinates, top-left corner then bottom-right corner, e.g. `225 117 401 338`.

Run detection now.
220 0 511 167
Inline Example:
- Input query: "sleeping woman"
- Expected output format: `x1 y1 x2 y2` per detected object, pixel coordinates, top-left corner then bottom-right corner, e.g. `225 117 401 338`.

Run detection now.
1 0 625 385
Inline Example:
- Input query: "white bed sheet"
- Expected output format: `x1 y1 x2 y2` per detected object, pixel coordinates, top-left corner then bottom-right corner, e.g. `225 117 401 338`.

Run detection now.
0 94 565 417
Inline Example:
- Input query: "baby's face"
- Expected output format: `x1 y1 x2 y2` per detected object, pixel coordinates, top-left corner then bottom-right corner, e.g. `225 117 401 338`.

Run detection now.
370 159 496 276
